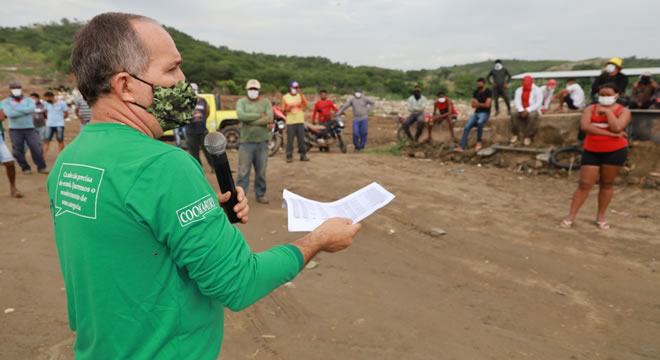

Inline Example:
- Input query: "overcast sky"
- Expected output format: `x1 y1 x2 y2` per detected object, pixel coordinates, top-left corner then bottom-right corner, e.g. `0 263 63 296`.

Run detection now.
1 0 658 70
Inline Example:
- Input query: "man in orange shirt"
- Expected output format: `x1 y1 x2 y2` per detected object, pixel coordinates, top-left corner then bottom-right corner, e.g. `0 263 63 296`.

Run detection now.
281 81 309 162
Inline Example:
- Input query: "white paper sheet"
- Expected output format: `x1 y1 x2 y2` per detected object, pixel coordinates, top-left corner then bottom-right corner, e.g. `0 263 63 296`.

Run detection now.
282 182 395 232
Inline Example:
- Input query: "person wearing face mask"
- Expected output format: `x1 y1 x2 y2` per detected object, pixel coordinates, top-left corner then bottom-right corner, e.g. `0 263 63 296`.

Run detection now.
402 86 427 142
336 87 375 151
47 14 360 360
455 78 492 152
236 79 273 204
281 81 309 162
539 79 556 114
0 81 48 175
561 83 631 230
590 58 628 101
629 72 658 109
487 59 512 116
312 90 339 152
30 93 48 142
510 75 543 146
0 103 23 198
184 83 211 166
427 90 457 143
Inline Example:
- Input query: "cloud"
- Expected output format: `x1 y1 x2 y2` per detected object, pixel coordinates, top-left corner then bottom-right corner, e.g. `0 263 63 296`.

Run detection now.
0 0 658 70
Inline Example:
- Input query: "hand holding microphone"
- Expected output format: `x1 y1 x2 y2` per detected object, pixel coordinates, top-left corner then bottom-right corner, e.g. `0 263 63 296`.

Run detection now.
204 132 247 224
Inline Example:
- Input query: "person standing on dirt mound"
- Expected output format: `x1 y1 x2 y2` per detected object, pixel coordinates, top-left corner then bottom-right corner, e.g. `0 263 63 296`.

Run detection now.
184 83 212 168
336 87 375 152
312 89 339 152
47 13 360 360
236 79 272 204
282 81 309 162
487 59 512 116
560 83 631 230
0 81 48 175
402 86 427 142
455 78 492 152
510 75 543 146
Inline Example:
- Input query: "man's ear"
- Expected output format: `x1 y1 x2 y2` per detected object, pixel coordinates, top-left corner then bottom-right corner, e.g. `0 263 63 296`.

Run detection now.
110 72 138 103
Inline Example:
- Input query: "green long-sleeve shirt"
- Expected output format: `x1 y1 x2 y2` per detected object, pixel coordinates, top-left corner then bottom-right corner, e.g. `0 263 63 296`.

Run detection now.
236 97 273 143
47 123 303 360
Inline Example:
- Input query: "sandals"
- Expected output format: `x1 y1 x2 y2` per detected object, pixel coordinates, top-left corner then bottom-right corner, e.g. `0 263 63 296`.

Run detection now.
10 189 23 199
559 219 573 228
596 220 610 230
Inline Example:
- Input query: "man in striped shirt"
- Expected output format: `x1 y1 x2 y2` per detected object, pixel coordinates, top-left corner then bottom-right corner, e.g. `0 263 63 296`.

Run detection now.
75 96 92 130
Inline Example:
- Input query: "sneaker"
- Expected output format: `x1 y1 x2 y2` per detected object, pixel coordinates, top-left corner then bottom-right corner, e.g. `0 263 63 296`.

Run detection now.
475 142 483 151
510 135 518 144
256 197 270 204
300 155 310 161
523 137 532 146
38 168 49 174
22 169 32 175
453 146 464 152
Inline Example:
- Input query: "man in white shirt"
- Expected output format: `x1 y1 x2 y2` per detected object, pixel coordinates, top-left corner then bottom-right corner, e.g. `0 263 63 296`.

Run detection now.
510 75 543 146
556 78 585 111
539 79 556 113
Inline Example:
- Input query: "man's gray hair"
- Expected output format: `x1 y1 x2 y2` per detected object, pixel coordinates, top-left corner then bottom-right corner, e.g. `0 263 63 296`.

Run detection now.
71 12 157 105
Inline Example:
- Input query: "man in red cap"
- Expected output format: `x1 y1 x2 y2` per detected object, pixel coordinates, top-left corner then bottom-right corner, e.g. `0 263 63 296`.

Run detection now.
510 75 543 146
539 79 556 113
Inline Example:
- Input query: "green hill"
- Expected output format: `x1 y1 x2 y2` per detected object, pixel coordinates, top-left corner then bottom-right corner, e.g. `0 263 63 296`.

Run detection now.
1 19 659 99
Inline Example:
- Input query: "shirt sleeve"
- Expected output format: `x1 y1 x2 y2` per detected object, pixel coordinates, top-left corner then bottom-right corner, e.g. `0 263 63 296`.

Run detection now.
236 98 262 123
337 98 352 116
124 150 302 311
514 88 524 112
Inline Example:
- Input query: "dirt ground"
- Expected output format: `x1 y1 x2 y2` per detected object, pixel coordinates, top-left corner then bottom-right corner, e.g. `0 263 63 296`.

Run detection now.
1 118 659 360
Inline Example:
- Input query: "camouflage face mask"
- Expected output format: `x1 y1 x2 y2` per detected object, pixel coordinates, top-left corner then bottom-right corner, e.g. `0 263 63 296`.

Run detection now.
130 74 197 131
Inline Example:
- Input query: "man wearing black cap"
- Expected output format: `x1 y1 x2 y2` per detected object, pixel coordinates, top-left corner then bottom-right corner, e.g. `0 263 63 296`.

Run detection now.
487 60 511 116
0 81 48 174
336 87 374 151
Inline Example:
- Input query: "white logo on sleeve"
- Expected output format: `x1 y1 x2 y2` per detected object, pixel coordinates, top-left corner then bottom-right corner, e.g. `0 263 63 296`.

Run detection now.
176 194 219 227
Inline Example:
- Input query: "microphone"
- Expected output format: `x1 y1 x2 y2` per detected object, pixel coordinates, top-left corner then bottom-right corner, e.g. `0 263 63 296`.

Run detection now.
204 132 241 224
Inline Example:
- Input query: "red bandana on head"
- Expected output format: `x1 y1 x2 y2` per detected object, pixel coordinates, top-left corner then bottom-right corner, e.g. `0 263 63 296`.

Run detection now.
522 75 534 108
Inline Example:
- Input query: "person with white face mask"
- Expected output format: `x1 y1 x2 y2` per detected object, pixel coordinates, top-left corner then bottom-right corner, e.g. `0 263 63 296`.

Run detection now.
0 81 48 175
281 80 309 161
427 90 457 143
561 83 631 230
487 59 512 116
336 87 375 151
590 57 628 101
236 79 273 204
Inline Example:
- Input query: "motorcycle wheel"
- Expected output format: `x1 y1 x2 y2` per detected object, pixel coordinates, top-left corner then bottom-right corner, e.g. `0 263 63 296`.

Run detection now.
221 126 241 149
268 133 282 157
337 133 347 153
550 146 583 170
397 127 409 143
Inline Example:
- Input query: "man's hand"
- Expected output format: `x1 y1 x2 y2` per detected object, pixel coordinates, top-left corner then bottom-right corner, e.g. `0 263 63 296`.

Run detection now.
217 186 249 224
504 83 509 88
521 110 529 118
291 218 361 264
597 106 612 115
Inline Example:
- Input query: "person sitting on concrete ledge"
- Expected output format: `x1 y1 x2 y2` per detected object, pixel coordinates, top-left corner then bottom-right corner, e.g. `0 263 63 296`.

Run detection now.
454 78 492 152
629 72 658 109
539 79 556 114
555 78 585 111
510 75 543 146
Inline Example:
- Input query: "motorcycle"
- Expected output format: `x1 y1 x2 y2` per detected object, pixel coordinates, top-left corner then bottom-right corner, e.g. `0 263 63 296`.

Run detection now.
304 117 347 153
268 104 286 157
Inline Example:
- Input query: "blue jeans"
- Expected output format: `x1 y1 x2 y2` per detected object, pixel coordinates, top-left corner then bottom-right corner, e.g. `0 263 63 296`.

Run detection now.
460 112 490 149
352 118 368 150
237 142 268 198
173 127 187 148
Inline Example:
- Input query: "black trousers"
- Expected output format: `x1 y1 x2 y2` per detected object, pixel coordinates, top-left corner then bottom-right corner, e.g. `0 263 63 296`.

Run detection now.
492 85 511 113
286 123 306 158
187 132 212 168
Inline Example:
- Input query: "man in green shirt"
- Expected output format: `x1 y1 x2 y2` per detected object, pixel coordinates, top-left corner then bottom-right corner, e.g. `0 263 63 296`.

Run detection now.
47 12 361 360
236 79 272 204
